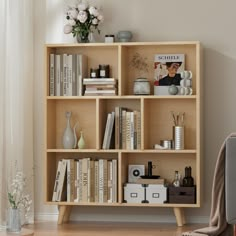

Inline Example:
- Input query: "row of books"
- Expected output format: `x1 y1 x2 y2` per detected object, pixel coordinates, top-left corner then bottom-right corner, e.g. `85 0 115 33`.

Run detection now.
49 53 87 96
102 107 141 150
83 78 117 96
52 158 117 203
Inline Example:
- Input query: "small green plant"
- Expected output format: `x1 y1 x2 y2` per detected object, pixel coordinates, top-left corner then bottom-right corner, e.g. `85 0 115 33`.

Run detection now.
130 52 149 78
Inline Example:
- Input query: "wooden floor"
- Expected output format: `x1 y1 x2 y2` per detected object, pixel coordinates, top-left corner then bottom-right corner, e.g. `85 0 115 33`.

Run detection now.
24 221 207 236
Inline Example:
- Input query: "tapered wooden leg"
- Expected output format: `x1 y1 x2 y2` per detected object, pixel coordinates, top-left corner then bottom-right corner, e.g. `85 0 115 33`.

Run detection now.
173 207 185 227
63 206 72 223
58 205 67 225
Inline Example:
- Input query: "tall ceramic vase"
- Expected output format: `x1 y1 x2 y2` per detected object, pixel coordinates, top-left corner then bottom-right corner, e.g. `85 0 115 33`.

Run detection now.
6 208 21 233
63 112 75 149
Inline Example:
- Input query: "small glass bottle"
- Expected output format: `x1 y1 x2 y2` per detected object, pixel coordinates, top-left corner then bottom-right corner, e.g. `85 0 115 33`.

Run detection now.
183 166 194 187
172 170 181 187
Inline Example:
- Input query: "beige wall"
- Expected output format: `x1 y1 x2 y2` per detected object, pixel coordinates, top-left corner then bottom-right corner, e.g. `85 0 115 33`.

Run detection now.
34 0 236 223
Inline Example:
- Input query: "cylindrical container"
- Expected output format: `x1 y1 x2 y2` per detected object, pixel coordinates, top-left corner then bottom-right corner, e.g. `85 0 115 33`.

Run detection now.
90 68 99 78
173 126 184 150
160 139 173 149
105 35 115 43
99 64 110 78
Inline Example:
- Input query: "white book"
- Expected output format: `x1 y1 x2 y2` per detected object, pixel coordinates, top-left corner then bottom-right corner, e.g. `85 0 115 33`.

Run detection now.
94 160 99 203
98 159 104 203
102 113 112 149
63 54 68 96
74 160 80 202
49 54 55 96
112 159 117 203
130 112 134 150
77 54 88 96
66 159 71 202
55 54 61 96
56 159 67 201
78 159 83 202
107 160 113 203
67 54 73 96
52 160 62 201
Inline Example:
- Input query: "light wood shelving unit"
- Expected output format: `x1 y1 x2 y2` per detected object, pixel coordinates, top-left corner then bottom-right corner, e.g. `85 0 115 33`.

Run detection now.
45 41 202 226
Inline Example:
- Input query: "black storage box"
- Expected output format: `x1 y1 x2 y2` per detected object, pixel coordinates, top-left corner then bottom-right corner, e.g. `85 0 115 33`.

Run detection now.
168 186 196 204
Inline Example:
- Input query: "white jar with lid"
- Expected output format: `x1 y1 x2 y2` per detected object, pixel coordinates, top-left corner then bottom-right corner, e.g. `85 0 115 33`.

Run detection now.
105 35 115 43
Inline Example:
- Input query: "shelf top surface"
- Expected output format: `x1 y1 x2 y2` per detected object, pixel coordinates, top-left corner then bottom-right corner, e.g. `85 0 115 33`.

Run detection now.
45 41 201 48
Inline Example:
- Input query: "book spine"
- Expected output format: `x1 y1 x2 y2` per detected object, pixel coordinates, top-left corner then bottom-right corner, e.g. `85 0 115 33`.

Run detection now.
115 107 120 149
49 54 55 96
137 111 141 149
98 159 104 203
106 111 115 149
56 159 67 201
82 158 89 202
103 159 108 203
74 160 80 202
89 160 95 202
112 159 117 203
79 159 83 202
122 110 126 149
63 54 68 96
55 55 61 96
66 159 71 202
52 160 62 201
107 160 113 203
130 112 134 150
67 54 73 96
94 160 99 203
72 54 77 96
102 113 111 149
126 111 131 150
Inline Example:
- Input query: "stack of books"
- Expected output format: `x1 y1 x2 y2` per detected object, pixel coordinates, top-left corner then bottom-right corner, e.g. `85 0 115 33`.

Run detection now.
83 78 117 96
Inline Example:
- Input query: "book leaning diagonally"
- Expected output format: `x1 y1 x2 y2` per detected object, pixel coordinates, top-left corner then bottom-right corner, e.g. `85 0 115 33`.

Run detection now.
52 160 62 201
56 159 67 201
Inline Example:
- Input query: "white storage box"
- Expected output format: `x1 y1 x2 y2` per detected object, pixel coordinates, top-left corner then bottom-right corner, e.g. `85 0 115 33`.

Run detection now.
145 184 167 204
124 183 145 203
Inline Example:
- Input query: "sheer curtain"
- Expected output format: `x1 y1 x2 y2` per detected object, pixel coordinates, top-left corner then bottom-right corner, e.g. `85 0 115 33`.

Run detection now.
0 0 34 228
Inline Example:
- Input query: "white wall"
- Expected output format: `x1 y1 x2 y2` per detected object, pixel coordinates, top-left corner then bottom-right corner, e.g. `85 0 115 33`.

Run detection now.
34 0 236 223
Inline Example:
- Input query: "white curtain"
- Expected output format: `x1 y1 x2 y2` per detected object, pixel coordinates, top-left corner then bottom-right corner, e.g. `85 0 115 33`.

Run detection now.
0 0 34 228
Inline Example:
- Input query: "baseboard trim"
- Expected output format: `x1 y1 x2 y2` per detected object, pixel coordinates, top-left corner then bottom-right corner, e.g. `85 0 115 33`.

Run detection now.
35 212 209 224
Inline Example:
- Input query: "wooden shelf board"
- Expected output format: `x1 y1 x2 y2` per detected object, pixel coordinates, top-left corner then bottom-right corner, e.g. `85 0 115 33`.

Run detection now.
46 149 197 154
45 201 199 208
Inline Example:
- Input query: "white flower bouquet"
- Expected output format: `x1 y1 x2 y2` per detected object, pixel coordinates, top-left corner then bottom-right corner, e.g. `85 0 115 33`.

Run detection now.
64 1 103 42
8 172 32 216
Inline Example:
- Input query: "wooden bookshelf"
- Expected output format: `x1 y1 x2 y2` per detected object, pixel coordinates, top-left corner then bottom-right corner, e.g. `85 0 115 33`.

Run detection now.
45 41 202 226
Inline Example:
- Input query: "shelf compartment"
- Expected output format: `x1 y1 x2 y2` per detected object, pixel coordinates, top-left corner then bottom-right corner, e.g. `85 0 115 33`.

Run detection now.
46 45 119 97
143 98 196 150
120 152 197 203
120 43 198 96
47 99 96 149
45 152 119 202
98 98 141 149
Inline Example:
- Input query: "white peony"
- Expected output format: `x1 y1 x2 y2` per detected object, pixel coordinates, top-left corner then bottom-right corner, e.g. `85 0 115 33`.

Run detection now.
89 6 99 17
78 2 88 11
97 14 104 22
67 9 78 19
92 18 98 25
68 19 76 26
64 24 73 34
77 10 88 23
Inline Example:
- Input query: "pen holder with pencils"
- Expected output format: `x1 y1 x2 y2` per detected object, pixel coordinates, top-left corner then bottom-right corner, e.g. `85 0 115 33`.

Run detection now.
173 126 184 150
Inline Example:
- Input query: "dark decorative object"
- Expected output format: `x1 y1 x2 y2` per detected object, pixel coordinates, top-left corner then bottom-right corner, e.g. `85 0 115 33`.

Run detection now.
99 64 110 78
168 186 196 203
182 166 194 187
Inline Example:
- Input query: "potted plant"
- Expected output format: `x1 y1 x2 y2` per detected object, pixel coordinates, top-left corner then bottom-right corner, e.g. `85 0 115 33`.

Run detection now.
6 172 32 233
64 1 104 43
130 52 150 95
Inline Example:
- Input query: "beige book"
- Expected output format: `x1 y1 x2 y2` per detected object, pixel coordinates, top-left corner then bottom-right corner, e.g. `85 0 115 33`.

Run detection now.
136 178 166 185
